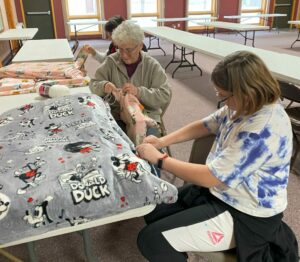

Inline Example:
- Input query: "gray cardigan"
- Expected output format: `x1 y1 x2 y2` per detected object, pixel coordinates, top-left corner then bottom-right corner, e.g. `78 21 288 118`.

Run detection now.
90 51 171 122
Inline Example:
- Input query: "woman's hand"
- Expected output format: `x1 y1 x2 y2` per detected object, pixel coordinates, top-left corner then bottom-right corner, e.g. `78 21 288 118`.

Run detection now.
83 45 96 56
143 135 164 149
104 82 117 94
136 143 165 165
122 83 138 96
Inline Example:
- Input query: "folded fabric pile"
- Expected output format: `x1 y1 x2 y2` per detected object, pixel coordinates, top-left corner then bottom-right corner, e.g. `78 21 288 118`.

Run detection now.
0 48 90 96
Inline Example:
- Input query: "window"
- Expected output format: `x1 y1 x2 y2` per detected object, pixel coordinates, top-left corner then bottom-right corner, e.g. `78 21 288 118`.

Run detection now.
66 0 102 35
128 0 160 27
240 0 267 24
187 0 217 29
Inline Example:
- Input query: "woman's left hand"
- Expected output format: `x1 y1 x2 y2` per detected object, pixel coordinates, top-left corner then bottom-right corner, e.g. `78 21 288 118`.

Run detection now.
136 143 164 165
122 83 138 96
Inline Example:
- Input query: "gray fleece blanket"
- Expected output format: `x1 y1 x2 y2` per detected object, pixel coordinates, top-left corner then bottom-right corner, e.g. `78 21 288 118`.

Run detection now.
0 94 178 244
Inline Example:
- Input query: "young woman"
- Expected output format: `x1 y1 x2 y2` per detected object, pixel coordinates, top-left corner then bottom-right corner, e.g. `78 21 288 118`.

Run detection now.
136 50 298 261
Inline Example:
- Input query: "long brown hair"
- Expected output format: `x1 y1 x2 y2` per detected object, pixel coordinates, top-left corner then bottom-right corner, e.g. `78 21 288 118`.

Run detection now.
211 51 280 119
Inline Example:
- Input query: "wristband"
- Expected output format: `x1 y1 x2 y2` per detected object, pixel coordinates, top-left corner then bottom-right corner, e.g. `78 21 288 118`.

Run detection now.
157 153 169 169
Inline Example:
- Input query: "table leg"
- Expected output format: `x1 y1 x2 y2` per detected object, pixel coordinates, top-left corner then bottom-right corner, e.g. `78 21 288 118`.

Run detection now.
252 31 256 47
165 44 202 78
147 36 166 56
82 229 98 262
27 241 38 262
238 31 256 47
291 29 300 48
165 44 176 70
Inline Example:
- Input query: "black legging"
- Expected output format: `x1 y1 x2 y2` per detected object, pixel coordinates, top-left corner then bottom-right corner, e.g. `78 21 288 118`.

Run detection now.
137 185 228 262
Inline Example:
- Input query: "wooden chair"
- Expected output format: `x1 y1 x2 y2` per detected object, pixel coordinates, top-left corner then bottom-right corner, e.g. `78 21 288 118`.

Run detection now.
159 89 173 156
188 135 237 261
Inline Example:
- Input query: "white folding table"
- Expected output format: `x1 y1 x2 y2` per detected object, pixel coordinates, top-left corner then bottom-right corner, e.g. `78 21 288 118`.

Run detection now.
147 17 217 56
67 20 107 38
0 28 38 41
152 16 217 25
0 28 38 57
288 20 300 48
143 26 300 85
0 87 156 262
196 21 269 47
224 13 287 32
12 39 74 63
66 20 107 52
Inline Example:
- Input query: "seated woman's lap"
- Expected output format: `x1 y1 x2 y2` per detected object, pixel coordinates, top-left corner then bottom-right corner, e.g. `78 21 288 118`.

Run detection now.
139 184 236 253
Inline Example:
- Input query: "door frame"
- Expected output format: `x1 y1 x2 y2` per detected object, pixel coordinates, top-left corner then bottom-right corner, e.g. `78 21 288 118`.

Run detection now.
271 0 294 28
20 0 57 38
4 0 18 50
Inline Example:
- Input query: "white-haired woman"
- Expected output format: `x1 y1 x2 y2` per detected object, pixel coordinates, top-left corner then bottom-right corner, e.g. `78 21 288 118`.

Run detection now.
90 21 171 136
136 51 298 261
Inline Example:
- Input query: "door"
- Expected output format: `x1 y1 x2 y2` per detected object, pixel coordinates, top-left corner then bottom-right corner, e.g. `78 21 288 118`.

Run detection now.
22 0 55 39
273 0 292 29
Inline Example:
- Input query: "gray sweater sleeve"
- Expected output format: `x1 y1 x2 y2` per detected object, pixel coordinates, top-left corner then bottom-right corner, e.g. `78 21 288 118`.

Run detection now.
93 50 107 63
136 59 171 111
89 58 111 97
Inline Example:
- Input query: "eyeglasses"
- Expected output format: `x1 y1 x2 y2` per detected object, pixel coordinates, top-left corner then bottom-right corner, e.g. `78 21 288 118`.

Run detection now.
118 44 139 54
215 90 233 108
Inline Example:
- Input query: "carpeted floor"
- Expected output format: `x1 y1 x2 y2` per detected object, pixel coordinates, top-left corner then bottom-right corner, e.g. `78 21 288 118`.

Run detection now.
2 28 300 262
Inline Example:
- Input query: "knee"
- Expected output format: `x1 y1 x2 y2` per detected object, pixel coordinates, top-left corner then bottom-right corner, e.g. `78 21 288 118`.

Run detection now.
137 224 162 256
137 225 151 252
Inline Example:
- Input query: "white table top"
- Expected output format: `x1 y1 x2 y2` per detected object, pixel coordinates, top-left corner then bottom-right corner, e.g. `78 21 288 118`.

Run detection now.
224 13 287 19
288 20 300 25
142 26 300 85
66 20 136 26
152 17 217 22
0 28 38 40
196 21 269 31
1 203 155 247
12 39 74 63
0 86 89 114
67 20 107 26
0 86 156 247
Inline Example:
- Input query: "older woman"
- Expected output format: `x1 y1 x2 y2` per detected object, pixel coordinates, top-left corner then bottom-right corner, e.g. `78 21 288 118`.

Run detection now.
84 17 147 64
89 21 171 136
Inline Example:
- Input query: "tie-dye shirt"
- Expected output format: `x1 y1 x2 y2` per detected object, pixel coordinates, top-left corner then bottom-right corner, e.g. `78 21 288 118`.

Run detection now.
203 103 292 217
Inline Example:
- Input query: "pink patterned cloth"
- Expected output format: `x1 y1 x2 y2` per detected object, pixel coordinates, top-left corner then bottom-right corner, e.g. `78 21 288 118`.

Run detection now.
0 62 85 80
0 47 90 96
114 91 158 145
0 78 36 96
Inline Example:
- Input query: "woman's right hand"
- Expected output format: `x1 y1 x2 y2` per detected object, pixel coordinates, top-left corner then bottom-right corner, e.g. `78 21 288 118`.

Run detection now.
104 82 117 94
83 45 96 56
143 135 164 149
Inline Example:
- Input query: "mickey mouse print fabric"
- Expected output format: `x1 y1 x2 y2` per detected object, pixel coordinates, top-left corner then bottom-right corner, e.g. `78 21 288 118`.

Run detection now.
0 94 178 244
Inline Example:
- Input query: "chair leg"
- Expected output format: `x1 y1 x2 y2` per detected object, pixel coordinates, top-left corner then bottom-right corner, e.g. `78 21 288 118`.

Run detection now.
0 248 22 262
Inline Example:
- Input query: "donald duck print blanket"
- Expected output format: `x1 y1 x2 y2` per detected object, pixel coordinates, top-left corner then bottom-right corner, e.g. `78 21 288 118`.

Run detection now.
0 94 178 244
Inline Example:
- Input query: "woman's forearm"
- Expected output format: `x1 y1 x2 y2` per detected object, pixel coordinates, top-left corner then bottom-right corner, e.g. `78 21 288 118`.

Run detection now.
160 120 211 148
162 157 221 188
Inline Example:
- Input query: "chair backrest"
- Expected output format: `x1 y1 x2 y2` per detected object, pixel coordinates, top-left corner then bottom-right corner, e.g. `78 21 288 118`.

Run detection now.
159 89 172 155
189 134 216 164
278 80 300 107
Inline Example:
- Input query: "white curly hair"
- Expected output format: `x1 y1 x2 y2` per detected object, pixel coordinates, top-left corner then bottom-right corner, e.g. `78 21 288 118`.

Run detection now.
112 21 144 46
